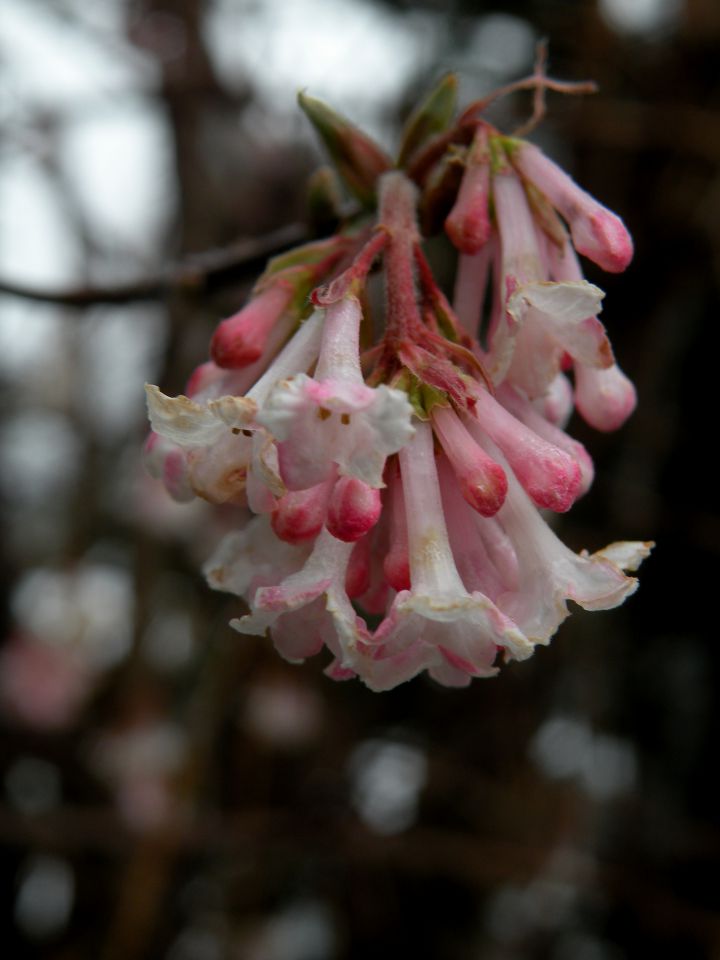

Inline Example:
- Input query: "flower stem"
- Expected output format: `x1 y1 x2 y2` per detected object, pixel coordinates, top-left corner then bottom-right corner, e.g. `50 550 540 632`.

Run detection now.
378 172 424 346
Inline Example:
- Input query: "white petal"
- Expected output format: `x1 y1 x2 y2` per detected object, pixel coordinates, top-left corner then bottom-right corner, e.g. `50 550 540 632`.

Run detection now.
203 516 307 599
207 394 258 429
593 541 654 573
145 384 256 447
507 281 610 379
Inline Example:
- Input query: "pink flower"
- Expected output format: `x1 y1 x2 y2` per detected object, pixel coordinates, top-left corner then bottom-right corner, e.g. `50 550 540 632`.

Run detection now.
484 434 650 642
231 527 368 671
352 422 533 691
144 73 651 692
145 310 325 503
489 169 611 397
258 296 414 490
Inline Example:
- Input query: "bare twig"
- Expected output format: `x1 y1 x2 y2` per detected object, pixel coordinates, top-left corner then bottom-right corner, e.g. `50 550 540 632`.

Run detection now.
0 221 309 307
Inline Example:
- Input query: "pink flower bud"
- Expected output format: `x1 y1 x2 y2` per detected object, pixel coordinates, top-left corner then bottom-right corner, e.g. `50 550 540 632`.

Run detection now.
432 405 507 517
574 362 637 431
383 474 411 593
384 548 410 594
467 387 582 512
499 384 594 496
211 283 293 369
345 536 372 598
326 476 382 543
445 127 491 254
514 143 633 273
271 480 330 544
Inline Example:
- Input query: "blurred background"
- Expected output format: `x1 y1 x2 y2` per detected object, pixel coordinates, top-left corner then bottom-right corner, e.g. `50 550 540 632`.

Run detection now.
1 0 718 957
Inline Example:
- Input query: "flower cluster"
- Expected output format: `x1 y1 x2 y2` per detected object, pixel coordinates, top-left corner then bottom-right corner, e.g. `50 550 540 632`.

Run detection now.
146 70 651 691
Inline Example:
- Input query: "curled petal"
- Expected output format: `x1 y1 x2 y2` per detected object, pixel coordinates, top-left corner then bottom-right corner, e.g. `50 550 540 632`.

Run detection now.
483 438 645 641
204 515 310 601
592 541 654 573
145 384 256 447
507 281 610 369
356 589 532 692
232 529 366 667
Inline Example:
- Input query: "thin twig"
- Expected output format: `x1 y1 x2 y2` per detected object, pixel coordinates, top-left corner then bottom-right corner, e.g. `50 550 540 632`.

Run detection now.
0 221 309 307
458 50 597 128
512 39 551 138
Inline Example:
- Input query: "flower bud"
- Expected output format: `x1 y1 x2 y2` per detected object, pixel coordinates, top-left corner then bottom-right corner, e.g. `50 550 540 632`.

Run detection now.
298 92 392 207
211 283 293 369
271 481 330 544
513 142 633 273
574 362 637 431
326 476 382 543
397 73 458 168
467 387 582 513
445 126 492 254
345 536 372 598
432 405 507 517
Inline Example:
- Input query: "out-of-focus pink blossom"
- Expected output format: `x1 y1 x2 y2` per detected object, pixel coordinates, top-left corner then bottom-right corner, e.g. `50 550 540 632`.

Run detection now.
0 633 92 730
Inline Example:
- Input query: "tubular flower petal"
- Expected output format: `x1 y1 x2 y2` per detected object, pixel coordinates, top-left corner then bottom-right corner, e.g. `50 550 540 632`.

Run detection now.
349 422 533 691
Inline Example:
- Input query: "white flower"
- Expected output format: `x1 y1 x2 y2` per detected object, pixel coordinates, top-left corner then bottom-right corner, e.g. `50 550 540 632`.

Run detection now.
258 296 414 489
351 422 533 691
